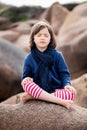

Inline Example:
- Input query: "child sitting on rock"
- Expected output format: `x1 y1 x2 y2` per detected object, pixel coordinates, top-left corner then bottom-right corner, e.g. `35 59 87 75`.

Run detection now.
21 20 77 109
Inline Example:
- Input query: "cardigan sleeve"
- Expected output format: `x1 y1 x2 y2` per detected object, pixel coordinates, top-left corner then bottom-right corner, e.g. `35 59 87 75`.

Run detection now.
22 55 33 80
56 52 71 87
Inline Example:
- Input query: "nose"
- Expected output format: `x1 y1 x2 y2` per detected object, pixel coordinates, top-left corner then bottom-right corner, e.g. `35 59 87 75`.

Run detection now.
40 35 45 39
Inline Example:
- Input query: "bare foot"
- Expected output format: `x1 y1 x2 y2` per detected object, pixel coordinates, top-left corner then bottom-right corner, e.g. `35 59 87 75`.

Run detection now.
21 92 33 103
64 100 73 109
58 99 73 109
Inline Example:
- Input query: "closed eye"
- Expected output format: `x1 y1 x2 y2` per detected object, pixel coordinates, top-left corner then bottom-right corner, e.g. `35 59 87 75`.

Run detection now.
44 34 49 37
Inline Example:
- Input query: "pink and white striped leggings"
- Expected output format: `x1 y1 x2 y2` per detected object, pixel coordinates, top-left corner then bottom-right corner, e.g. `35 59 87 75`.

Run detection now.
22 81 76 100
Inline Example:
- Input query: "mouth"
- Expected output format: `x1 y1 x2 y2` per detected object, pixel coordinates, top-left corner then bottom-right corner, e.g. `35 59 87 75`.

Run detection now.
40 41 46 43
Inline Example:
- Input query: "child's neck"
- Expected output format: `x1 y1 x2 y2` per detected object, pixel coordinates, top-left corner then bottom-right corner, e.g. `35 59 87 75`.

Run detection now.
36 47 47 52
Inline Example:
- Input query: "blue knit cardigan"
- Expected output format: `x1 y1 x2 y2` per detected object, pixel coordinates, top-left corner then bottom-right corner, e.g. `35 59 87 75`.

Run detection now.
22 49 71 93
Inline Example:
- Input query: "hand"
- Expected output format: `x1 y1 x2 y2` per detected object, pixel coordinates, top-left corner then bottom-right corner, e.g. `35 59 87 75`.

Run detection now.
21 77 33 86
64 85 77 96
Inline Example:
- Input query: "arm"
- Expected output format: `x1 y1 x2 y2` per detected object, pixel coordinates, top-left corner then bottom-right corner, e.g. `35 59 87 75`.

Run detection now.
57 52 77 95
22 54 33 80
21 54 34 87
21 77 33 86
57 52 71 86
64 85 77 96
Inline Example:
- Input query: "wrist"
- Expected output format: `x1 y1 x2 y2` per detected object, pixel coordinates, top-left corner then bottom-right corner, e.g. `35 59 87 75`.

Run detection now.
64 84 72 87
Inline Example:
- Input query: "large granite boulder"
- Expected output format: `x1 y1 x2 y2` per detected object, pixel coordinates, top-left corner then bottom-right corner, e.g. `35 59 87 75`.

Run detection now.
10 21 31 34
57 3 87 79
57 32 87 79
14 34 30 53
41 2 69 35
0 101 87 130
0 20 37 53
0 30 20 42
72 73 87 108
0 16 10 30
0 38 26 101
57 3 87 46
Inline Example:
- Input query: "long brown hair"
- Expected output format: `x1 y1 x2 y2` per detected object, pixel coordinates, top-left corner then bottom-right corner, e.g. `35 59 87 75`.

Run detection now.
29 20 56 50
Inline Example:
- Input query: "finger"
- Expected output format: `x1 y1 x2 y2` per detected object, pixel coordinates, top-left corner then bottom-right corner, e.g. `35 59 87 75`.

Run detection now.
72 88 77 95
27 79 30 83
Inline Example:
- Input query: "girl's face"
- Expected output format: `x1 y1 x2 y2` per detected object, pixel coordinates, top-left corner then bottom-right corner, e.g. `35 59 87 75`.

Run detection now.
34 27 51 52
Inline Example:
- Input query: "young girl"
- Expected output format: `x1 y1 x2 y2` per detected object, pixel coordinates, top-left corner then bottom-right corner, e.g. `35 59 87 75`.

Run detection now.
21 21 76 109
